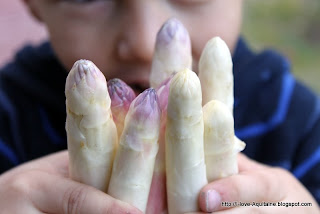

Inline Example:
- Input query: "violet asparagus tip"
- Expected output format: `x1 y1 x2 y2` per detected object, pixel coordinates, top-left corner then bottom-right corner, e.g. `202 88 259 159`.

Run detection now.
66 59 105 91
156 18 190 45
107 78 136 107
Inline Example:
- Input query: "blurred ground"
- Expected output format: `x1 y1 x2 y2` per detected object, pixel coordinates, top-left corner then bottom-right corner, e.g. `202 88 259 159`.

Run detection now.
0 1 319 93
242 0 320 93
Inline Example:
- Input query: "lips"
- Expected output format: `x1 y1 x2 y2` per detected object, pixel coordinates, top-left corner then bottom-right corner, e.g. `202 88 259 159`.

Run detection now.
120 76 150 96
129 82 150 95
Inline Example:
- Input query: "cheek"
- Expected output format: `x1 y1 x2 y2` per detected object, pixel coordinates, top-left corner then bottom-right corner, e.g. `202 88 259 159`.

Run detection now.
47 19 117 76
190 25 240 74
185 4 242 73
38 2 119 75
50 26 111 72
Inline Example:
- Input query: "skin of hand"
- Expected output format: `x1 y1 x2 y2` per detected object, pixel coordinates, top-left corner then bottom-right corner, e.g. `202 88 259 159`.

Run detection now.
187 153 320 214
0 151 142 214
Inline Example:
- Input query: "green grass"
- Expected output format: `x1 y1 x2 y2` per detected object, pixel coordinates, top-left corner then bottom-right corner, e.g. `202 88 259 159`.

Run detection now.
242 0 320 93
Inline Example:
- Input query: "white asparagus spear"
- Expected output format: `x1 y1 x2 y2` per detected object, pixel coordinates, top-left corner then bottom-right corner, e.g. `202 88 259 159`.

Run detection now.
108 88 161 213
150 18 192 89
65 59 118 192
203 100 245 181
198 37 234 112
166 68 208 214
107 78 136 138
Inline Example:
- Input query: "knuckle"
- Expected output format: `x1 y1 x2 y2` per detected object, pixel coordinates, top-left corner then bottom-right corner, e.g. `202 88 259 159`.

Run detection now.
9 171 35 195
223 176 243 201
270 167 293 196
254 169 274 198
257 170 272 188
63 185 87 214
256 168 287 200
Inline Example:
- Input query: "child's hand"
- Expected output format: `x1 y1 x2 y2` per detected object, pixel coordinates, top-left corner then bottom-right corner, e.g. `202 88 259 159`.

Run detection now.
188 153 319 214
0 151 142 214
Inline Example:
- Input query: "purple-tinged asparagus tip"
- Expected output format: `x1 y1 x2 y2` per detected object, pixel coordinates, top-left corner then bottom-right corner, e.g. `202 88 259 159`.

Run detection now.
66 59 105 91
108 78 136 108
132 88 161 123
156 18 190 45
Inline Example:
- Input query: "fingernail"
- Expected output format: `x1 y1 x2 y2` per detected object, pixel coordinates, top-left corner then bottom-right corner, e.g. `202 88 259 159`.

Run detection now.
204 189 221 212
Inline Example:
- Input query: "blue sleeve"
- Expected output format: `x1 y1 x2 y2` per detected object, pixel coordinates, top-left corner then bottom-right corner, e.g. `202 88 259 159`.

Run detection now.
232 38 320 204
0 89 21 173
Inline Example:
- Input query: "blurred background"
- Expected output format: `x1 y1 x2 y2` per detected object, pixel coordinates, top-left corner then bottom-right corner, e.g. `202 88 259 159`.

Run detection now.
0 1 47 67
242 0 320 93
0 0 319 92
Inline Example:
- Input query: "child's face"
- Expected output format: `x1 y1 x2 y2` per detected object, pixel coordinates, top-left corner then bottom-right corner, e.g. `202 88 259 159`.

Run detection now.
25 0 242 92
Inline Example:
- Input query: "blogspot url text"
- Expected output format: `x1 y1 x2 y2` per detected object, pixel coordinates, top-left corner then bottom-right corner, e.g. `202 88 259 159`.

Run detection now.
221 201 313 208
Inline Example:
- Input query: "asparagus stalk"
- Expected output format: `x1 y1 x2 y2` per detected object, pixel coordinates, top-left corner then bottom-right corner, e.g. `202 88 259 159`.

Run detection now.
107 78 136 138
65 59 117 192
146 76 174 214
166 69 208 214
198 37 234 112
150 18 192 89
108 88 161 213
203 100 245 181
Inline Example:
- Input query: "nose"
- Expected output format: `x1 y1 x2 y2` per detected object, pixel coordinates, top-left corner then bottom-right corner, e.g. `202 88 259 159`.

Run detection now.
116 1 169 63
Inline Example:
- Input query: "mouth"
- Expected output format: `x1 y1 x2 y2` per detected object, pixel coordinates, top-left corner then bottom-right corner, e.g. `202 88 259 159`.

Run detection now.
129 82 150 96
106 69 151 96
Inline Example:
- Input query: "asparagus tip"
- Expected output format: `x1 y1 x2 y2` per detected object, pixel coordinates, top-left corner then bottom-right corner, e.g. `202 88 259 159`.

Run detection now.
156 18 189 45
107 78 136 107
132 88 161 121
66 59 105 91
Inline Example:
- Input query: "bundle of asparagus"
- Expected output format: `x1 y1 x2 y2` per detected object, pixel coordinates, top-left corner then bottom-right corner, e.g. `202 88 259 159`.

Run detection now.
65 18 245 214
